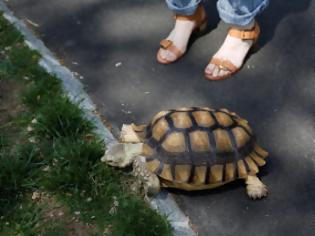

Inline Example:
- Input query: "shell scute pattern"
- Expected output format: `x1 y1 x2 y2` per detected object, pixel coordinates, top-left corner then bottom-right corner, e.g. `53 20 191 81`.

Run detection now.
193 166 207 184
152 118 169 141
161 132 186 153
192 111 215 127
225 163 236 181
214 111 234 127
144 107 268 185
209 165 224 183
213 129 234 153
189 130 211 153
175 165 192 183
171 112 193 129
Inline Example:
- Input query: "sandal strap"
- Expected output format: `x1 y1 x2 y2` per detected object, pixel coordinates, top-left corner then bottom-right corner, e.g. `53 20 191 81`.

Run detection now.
210 58 238 72
228 22 260 40
159 39 183 58
174 5 206 26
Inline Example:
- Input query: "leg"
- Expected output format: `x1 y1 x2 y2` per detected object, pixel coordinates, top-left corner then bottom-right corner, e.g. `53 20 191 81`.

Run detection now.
217 0 269 26
205 0 269 79
133 156 160 196
158 0 206 63
245 175 268 199
165 0 202 16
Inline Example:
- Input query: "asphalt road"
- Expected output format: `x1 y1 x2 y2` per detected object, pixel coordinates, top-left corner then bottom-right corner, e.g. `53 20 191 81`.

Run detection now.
6 0 315 235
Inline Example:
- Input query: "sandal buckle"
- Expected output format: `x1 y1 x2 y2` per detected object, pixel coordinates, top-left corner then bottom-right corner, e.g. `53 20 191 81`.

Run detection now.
160 39 172 49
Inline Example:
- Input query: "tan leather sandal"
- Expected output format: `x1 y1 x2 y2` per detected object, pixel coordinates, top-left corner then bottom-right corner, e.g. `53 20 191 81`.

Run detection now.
204 22 260 81
157 5 207 64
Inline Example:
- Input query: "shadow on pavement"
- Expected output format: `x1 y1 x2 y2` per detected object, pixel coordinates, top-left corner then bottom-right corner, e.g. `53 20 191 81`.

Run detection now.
258 0 312 48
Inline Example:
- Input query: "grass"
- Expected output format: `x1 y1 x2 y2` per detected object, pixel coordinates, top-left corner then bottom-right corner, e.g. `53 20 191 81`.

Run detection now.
0 143 42 213
0 12 172 236
0 200 43 235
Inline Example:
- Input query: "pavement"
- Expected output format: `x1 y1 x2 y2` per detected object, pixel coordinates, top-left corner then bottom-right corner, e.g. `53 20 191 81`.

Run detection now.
5 0 315 235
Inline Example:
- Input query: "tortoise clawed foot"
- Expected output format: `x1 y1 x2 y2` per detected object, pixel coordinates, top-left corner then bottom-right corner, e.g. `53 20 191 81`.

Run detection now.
246 182 268 199
246 175 268 199
144 181 161 197
143 172 161 197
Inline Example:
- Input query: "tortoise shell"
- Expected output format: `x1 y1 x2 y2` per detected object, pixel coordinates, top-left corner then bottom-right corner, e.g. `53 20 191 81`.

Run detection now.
140 107 268 190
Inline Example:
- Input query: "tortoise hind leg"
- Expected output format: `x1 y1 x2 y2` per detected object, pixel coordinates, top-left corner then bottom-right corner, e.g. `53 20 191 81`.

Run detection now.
245 175 268 199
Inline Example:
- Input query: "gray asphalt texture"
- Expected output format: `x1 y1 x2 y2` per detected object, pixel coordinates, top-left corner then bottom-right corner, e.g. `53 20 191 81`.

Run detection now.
6 0 315 235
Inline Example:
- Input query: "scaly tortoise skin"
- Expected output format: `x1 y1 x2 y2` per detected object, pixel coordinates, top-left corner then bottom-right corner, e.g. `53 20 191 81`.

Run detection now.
136 107 268 190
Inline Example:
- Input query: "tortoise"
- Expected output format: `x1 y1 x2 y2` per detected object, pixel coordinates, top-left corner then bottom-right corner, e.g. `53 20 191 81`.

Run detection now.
102 107 269 199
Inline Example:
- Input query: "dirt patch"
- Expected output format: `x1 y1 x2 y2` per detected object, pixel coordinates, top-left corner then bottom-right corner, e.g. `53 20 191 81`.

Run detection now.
32 192 99 236
0 79 26 124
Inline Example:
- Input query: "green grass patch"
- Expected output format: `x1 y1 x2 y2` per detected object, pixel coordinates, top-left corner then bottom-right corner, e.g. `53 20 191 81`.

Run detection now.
0 15 23 45
21 74 63 109
0 139 45 215
0 200 43 235
30 95 94 138
0 13 172 236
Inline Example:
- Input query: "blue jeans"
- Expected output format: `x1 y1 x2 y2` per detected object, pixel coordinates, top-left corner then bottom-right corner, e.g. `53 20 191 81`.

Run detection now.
165 0 269 26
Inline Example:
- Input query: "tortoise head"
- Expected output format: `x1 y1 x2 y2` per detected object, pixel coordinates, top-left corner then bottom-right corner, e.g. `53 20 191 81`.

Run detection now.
101 143 143 168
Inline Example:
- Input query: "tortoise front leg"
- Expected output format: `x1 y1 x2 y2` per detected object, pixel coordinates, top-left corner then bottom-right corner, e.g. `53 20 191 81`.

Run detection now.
245 175 268 199
133 156 160 196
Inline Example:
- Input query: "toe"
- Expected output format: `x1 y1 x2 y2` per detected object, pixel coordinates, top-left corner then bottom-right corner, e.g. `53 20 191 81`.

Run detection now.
165 51 176 62
218 69 229 78
159 49 167 60
212 66 220 77
205 63 215 75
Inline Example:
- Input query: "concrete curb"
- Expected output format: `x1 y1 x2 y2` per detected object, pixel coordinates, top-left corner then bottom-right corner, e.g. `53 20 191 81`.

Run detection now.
0 2 196 236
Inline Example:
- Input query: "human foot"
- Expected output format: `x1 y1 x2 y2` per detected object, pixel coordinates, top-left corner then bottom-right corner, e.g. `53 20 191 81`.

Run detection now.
205 22 260 80
157 6 207 64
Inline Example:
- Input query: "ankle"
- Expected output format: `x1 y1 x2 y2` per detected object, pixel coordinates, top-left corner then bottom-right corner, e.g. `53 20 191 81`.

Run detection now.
174 20 195 32
230 20 255 30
